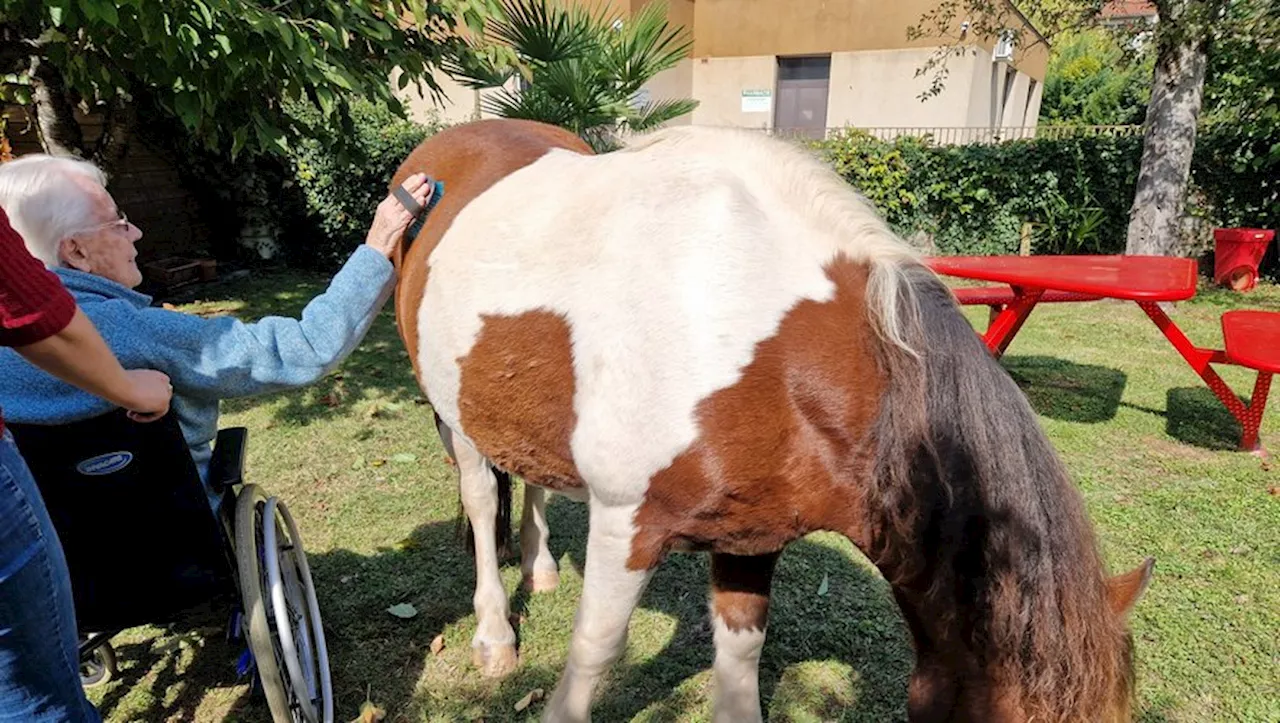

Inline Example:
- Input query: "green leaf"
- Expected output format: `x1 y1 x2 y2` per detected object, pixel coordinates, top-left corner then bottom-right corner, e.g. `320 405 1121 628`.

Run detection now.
98 1 119 26
49 5 65 27
386 603 418 619
194 0 214 28
315 21 340 47
817 573 829 596
174 91 201 129
214 34 232 55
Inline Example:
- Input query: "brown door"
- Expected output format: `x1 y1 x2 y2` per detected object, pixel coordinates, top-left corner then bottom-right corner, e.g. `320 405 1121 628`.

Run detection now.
774 56 830 139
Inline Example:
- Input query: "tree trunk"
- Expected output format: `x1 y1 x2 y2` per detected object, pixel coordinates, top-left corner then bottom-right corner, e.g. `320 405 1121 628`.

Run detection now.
28 55 85 157
1124 14 1209 255
93 96 136 177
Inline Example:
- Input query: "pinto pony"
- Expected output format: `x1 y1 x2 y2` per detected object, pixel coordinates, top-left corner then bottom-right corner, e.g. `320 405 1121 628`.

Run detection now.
386 118 1153 723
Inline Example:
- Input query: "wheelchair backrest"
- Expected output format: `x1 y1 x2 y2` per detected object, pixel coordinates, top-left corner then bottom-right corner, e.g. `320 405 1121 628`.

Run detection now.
8 409 238 631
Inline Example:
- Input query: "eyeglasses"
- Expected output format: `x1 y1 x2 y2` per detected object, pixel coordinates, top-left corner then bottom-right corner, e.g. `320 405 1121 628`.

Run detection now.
77 210 133 235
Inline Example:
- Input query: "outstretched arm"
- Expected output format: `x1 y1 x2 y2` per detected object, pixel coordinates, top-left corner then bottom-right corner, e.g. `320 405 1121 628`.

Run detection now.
139 174 432 400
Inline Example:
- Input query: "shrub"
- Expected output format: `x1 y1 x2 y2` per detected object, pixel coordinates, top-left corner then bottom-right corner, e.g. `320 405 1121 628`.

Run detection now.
813 130 1145 256
279 99 446 268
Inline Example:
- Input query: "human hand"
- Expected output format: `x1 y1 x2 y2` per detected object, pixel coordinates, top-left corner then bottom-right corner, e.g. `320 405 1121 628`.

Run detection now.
122 369 172 423
365 173 433 258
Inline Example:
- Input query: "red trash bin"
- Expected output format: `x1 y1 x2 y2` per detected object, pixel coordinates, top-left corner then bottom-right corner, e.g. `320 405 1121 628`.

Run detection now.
1213 228 1275 291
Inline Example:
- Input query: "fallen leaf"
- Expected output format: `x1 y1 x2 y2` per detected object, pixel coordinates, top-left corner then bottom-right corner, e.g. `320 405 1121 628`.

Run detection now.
430 634 445 654
817 573 829 596
350 457 366 470
319 393 340 407
350 699 386 723
370 458 386 468
514 688 545 712
394 536 420 551
387 603 418 619
391 452 418 464
1268 484 1278 496
1234 594 1250 605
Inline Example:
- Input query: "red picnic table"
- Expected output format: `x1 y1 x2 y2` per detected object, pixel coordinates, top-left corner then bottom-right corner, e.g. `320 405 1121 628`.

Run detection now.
923 254 1278 453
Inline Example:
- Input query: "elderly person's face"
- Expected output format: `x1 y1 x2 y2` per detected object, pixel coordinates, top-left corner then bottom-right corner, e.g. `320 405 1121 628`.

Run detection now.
59 174 143 288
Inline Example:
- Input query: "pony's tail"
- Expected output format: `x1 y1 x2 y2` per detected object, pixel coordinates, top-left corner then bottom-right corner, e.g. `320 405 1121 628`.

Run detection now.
456 467 515 560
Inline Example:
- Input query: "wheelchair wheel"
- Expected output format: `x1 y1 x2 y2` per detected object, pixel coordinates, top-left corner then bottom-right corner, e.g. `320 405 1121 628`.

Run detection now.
235 484 333 723
80 641 116 688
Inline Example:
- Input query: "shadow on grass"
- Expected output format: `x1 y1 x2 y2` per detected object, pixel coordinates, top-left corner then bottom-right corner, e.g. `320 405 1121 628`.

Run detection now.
360 494 915 722
295 490 912 722
1165 387 1243 451
1002 355 1128 424
89 604 260 723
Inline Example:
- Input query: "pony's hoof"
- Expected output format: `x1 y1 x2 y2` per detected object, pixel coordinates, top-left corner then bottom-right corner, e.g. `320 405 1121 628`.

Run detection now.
472 642 519 677
522 569 560 593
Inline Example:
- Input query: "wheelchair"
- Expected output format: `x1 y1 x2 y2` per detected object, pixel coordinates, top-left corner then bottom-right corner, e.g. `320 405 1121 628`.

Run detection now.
8 408 334 723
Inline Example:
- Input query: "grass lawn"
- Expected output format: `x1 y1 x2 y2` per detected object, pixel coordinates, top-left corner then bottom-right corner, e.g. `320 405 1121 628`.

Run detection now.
85 268 1278 723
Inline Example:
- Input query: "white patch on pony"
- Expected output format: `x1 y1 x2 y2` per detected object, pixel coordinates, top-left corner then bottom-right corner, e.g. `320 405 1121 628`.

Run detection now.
711 615 767 723
416 125 919 506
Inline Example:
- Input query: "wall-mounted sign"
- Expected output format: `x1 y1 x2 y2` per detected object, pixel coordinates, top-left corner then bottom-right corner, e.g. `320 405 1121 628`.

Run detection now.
741 89 772 113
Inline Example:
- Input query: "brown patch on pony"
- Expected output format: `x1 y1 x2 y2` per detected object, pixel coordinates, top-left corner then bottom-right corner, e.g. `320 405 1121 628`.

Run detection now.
627 258 886 570
457 310 584 491
388 119 593 383
710 552 780 634
870 264 1143 722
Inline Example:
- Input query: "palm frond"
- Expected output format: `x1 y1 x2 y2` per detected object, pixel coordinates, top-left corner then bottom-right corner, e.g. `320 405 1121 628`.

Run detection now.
604 1 694 93
440 41 518 89
625 97 699 131
488 0 599 65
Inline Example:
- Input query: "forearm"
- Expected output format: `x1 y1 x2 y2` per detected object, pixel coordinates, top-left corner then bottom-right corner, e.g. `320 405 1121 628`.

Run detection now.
12 307 147 409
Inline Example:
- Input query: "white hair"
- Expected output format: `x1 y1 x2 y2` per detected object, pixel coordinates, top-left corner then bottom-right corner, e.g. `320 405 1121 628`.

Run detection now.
0 154 109 267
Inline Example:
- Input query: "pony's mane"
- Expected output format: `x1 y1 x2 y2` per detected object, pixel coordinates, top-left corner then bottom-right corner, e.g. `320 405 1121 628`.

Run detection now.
873 268 1136 722
620 126 923 355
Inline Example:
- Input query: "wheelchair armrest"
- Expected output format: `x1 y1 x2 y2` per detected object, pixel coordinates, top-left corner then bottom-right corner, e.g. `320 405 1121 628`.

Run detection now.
207 427 248 493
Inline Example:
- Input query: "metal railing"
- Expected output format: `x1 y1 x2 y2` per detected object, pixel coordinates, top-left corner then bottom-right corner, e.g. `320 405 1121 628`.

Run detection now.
758 124 1145 145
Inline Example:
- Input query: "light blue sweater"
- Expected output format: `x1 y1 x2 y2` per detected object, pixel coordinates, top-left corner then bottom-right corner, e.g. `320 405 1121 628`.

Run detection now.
0 246 396 506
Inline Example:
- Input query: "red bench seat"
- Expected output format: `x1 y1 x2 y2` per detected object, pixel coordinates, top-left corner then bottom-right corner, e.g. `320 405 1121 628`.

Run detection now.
1222 310 1280 373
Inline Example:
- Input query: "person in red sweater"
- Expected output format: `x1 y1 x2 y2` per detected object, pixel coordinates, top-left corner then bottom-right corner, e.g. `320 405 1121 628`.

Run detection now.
1 207 171 722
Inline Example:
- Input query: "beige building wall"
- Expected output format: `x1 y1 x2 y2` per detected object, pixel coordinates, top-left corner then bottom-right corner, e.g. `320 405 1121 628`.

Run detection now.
689 56 778 128
826 49 975 128
391 0 1048 136
642 58 695 125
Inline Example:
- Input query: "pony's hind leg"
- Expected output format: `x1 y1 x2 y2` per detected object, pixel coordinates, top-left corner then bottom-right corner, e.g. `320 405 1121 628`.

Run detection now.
543 501 654 723
520 485 559 592
709 551 779 723
436 421 519 677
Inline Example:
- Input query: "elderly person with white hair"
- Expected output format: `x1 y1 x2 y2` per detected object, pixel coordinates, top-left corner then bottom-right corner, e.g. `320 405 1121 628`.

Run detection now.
0 154 434 509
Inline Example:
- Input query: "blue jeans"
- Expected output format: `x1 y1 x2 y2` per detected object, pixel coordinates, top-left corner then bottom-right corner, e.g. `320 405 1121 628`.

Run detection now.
0 430 101 722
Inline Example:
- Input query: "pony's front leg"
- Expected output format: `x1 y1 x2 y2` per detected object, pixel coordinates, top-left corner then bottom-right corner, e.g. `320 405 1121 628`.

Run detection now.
543 501 653 723
438 422 519 677
520 485 560 592
709 552 779 723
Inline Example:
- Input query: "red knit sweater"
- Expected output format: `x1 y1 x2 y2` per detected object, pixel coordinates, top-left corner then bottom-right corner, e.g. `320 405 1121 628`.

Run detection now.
0 207 77 432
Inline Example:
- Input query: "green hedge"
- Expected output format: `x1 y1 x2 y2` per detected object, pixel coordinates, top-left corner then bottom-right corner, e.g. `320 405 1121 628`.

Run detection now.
279 100 445 268
254 106 1277 272
812 129 1143 256
810 127 1279 263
